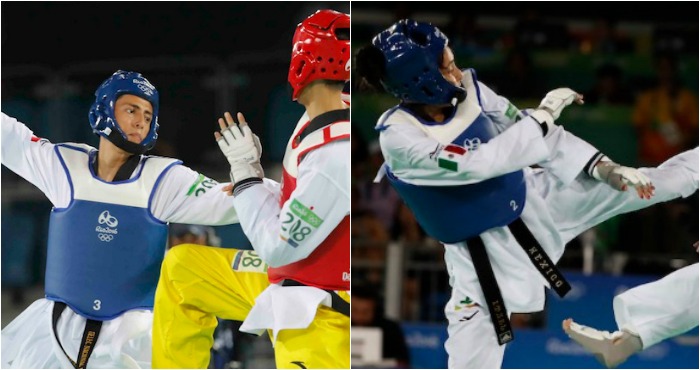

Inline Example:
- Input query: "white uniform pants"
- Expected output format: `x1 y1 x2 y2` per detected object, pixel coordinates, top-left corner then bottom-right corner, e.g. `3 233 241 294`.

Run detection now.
1 299 152 368
614 263 699 349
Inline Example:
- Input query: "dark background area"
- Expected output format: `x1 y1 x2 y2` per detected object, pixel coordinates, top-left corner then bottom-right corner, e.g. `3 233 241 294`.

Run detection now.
3 2 338 66
2 1 350 167
351 2 699 23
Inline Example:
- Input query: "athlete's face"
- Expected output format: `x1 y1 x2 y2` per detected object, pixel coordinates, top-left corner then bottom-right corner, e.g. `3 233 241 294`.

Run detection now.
439 47 463 88
113 94 153 144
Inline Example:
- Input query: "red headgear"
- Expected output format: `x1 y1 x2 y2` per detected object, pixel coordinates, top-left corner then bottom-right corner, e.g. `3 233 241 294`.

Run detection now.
288 9 350 101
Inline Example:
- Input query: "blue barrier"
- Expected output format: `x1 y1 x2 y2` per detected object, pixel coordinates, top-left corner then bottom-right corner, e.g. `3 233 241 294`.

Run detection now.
401 323 448 369
546 271 659 330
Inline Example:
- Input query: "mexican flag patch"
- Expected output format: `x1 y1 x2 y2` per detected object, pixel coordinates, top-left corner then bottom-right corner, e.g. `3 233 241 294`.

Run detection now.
438 144 466 172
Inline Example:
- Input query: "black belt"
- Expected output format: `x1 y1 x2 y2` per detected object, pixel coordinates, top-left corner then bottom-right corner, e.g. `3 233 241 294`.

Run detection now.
466 235 514 345
51 302 103 369
281 280 350 317
465 217 571 346
509 218 571 298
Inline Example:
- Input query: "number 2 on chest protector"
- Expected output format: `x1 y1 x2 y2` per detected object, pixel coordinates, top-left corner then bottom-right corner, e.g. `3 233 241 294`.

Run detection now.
510 200 518 211
93 299 101 310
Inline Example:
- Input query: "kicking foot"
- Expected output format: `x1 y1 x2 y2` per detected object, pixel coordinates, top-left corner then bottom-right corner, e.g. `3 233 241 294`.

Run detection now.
562 318 642 368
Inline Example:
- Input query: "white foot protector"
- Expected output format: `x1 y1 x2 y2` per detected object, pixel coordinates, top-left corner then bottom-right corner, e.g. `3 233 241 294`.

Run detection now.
562 318 642 368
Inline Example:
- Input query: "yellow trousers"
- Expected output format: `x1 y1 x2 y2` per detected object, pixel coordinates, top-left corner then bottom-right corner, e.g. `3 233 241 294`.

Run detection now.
152 244 349 369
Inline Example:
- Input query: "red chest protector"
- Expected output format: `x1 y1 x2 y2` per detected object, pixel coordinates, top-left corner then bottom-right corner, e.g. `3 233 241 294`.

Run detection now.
268 109 350 291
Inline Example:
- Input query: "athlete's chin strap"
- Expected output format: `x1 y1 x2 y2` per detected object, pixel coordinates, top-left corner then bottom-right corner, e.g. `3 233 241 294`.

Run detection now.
107 130 149 155
454 88 467 104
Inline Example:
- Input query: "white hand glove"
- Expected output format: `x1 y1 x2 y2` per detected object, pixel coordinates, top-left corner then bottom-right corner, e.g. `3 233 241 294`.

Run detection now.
215 112 263 185
251 133 264 178
539 88 583 120
593 161 655 199
529 88 584 138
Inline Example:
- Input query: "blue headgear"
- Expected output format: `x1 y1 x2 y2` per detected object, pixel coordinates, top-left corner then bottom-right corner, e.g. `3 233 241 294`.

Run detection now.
89 70 160 154
372 19 466 105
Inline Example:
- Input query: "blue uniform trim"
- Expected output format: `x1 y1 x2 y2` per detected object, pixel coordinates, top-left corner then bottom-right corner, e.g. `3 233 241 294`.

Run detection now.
147 159 183 223
57 143 90 153
86 150 146 185
396 105 458 127
375 106 401 131
53 145 75 211
467 68 484 108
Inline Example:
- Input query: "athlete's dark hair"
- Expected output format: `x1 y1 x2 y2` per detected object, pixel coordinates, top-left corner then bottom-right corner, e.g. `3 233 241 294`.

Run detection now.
354 45 387 92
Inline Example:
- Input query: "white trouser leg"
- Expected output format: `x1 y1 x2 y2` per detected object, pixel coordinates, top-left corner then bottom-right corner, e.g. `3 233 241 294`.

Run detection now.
444 294 507 368
544 147 698 242
613 263 699 349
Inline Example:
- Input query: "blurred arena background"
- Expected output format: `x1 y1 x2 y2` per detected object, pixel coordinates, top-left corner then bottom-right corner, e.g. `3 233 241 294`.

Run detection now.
350 2 698 369
1 2 349 368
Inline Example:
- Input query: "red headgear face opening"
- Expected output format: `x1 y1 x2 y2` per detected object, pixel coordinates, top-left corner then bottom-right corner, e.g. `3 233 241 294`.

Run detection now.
288 9 350 101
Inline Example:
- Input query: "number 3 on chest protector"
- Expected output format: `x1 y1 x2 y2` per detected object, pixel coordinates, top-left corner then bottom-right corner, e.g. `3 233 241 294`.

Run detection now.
93 299 101 311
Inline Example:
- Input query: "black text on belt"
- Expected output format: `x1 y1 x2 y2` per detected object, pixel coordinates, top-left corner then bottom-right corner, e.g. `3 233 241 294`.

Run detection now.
466 235 514 345
509 218 571 298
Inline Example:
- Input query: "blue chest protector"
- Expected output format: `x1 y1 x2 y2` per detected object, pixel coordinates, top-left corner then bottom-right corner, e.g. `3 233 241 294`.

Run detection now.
385 109 526 244
44 144 174 320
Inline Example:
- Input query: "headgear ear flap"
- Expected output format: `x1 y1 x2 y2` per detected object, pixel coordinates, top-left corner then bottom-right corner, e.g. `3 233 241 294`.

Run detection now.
289 53 315 88
287 9 350 101
88 70 160 154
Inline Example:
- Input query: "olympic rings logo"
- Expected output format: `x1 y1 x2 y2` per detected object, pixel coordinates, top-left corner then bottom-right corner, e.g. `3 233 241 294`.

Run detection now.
98 233 114 242
98 210 119 227
462 137 482 152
